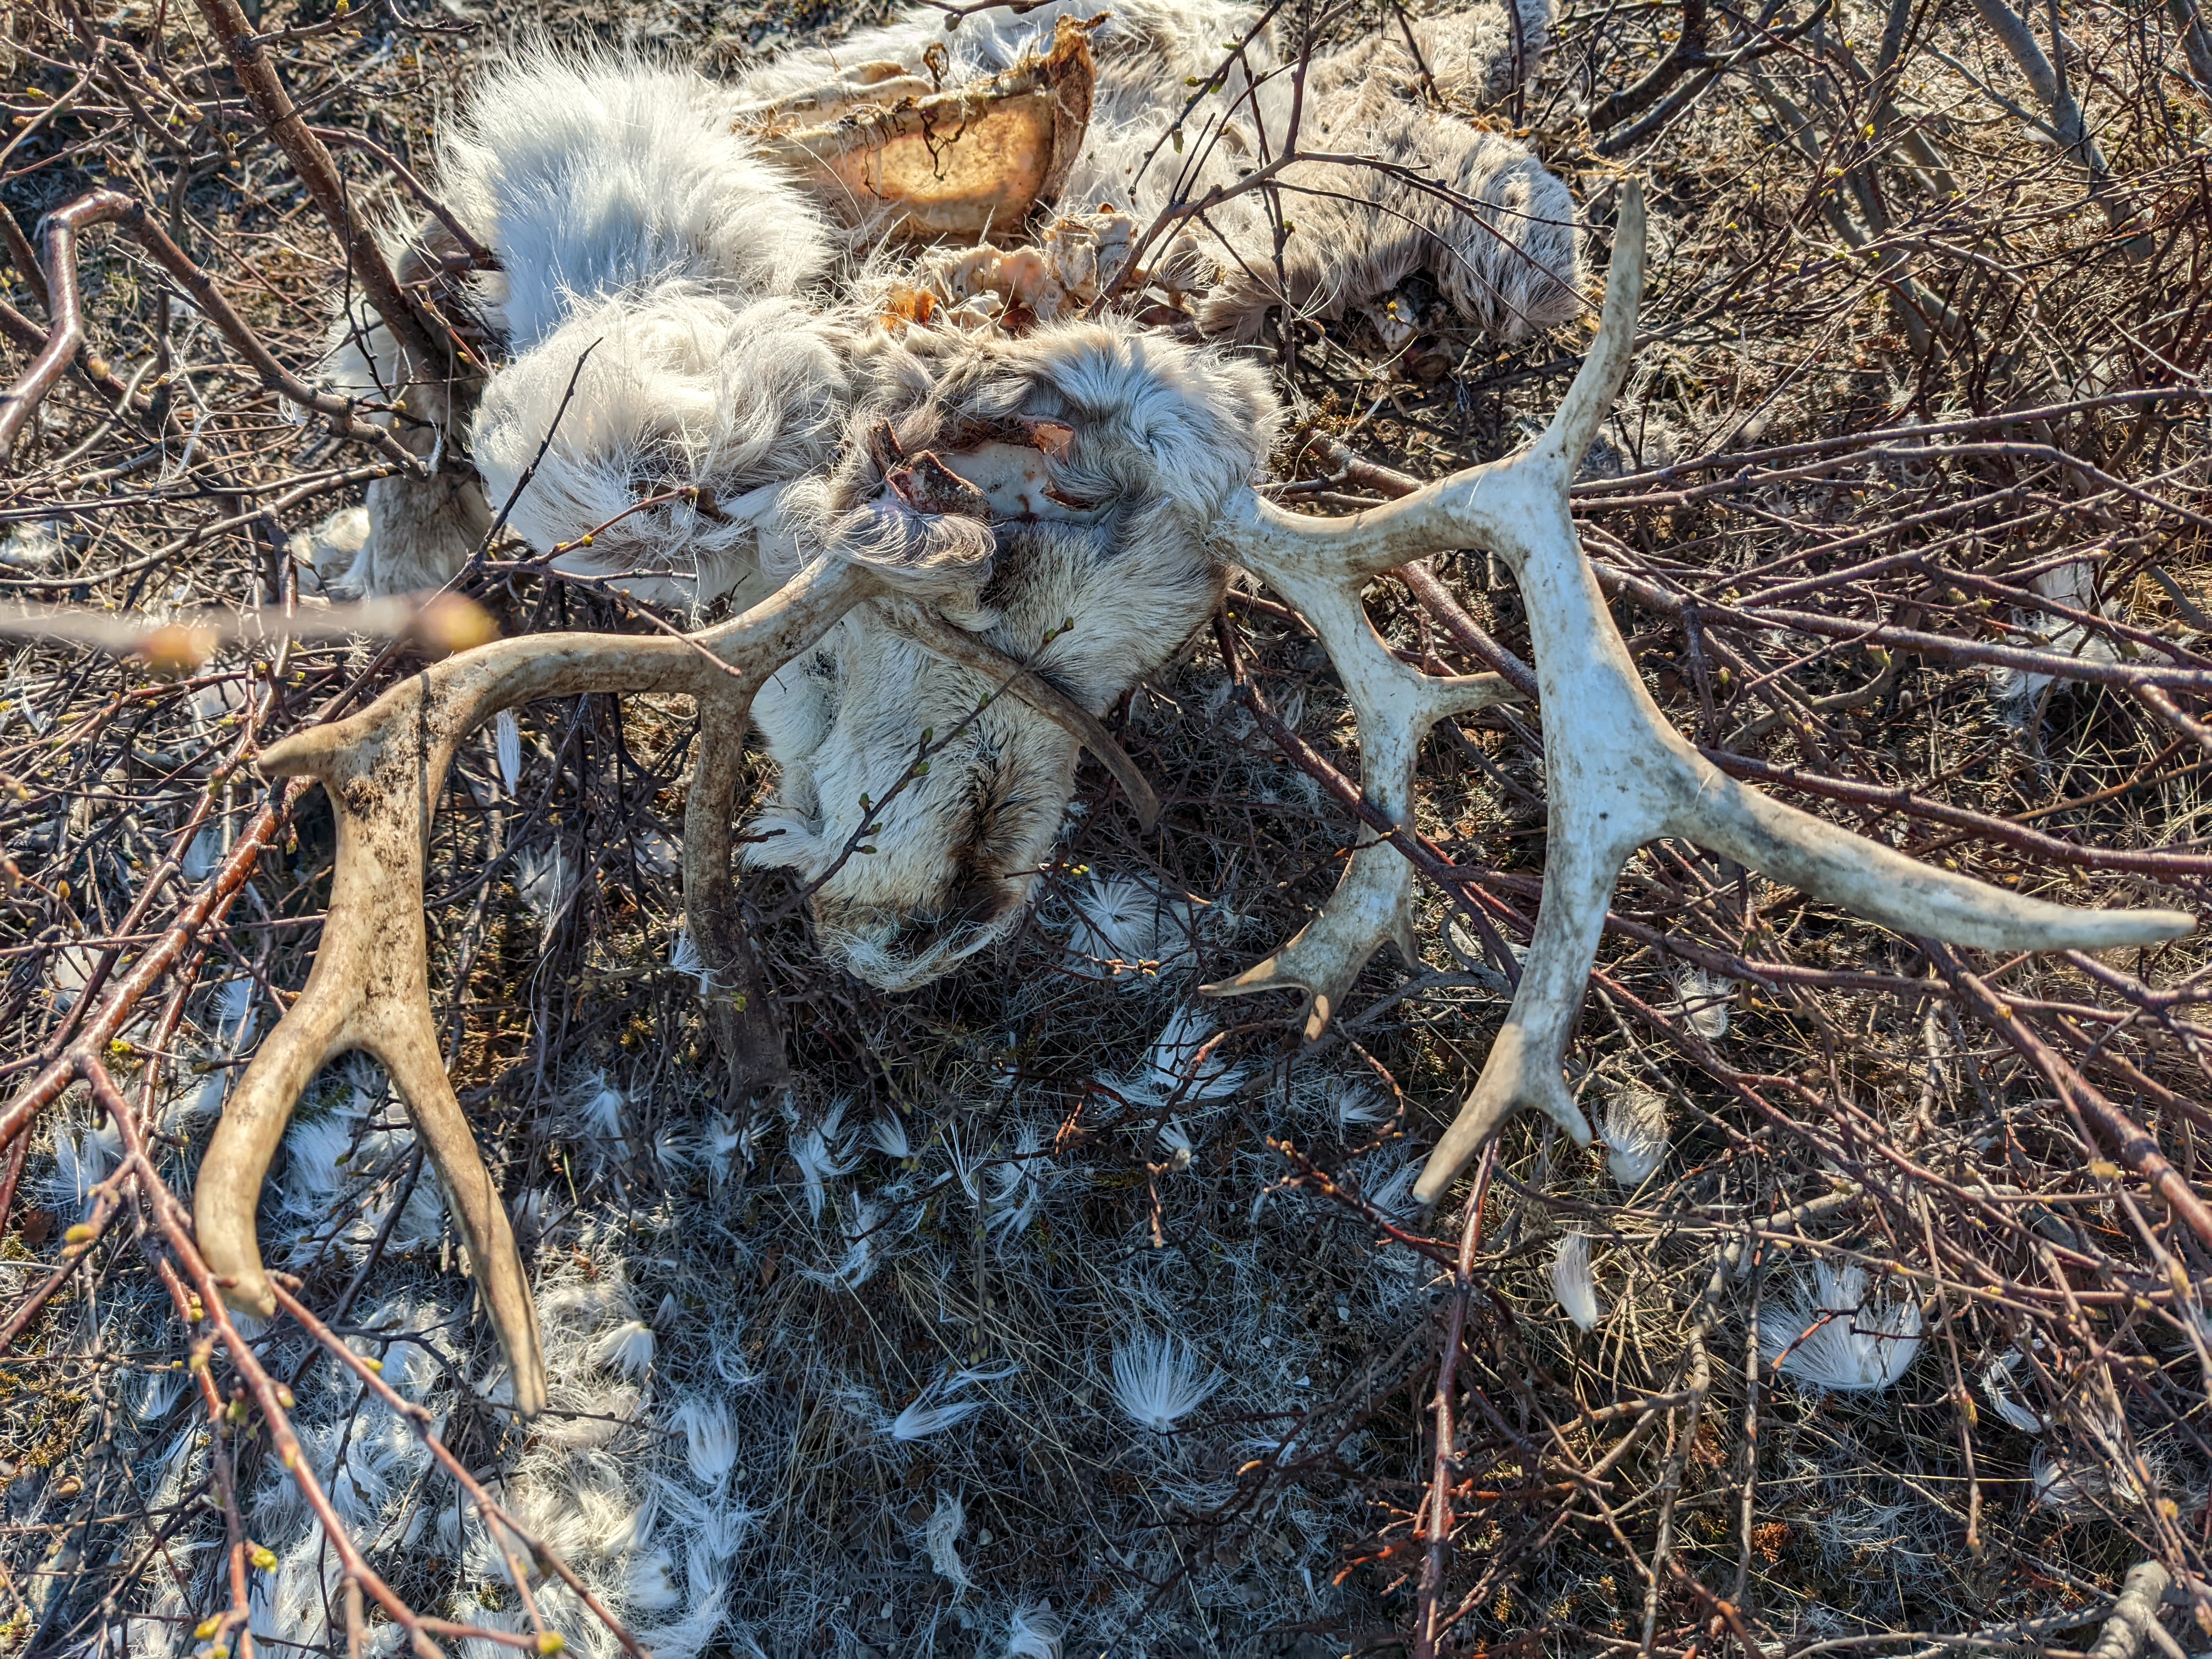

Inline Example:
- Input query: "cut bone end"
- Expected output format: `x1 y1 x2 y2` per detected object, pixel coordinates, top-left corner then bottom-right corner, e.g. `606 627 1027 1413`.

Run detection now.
751 19 1095 243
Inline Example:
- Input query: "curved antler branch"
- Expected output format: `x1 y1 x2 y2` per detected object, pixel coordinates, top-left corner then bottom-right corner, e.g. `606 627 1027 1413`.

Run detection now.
195 541 1195 1409
1414 180 2190 1200
1199 178 2193 1203
197 560 875 1414
682 687 796 1111
1204 537 1516 1035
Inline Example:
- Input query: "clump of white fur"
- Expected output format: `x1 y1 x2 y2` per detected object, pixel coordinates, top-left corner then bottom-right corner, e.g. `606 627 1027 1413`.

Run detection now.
1757 1261 1923 1394
1989 559 2122 719
750 0 1579 345
469 290 854 605
309 5 1579 992
1550 1233 1602 1331
325 48 843 601
1601 1086 1669 1189
923 1489 976 1592
1062 870 1199 987
436 53 832 351
1109 1330 1225 1432
1005 1600 1066 1658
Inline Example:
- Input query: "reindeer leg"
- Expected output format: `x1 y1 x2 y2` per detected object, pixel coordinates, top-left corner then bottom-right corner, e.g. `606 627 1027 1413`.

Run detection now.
684 689 793 1111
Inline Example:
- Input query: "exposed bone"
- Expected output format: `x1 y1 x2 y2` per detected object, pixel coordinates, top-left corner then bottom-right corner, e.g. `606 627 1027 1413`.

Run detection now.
887 450 993 520
748 18 1095 243
918 204 1141 324
198 559 877 1414
731 61 936 128
683 695 794 1111
1197 179 2192 1201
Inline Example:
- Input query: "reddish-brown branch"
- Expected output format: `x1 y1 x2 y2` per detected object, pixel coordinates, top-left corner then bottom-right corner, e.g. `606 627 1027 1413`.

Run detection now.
1412 1142 1495 1659
0 778 299 1158
265 1278 653 1659
0 190 419 467
1929 944 2212 1251
75 1056 594 1655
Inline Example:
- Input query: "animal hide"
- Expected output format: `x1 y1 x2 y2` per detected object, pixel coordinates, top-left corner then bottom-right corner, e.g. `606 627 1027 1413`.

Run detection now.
752 320 1278 986
313 0 1578 988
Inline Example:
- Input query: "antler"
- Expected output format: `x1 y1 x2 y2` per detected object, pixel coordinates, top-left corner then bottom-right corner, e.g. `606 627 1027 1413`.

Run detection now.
1204 550 1517 1036
197 554 1160 1412
1201 179 2194 1203
198 560 873 1413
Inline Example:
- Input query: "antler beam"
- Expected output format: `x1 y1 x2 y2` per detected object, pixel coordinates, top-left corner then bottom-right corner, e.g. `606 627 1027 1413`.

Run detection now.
199 560 874 1414
1201 179 2193 1203
198 558 1163 1412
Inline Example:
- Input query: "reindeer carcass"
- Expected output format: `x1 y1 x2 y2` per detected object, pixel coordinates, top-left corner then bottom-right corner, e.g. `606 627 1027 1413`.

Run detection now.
195 1 2189 1413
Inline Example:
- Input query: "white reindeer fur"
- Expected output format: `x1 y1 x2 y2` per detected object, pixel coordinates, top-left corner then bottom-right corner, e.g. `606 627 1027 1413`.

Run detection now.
326 50 838 599
756 0 1575 340
738 0 1577 343
752 320 1278 987
331 1 1573 588
433 52 833 353
728 0 1260 113
425 60 838 589
31 1040 1435 1654
1190 98 1582 344
468 289 854 606
314 4 1576 984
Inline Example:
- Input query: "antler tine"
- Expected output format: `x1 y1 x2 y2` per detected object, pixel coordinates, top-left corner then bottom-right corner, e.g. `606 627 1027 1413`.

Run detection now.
1203 556 1517 1036
1201 180 2191 1203
1194 188 1651 1036
1413 180 2190 1200
198 558 876 1416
